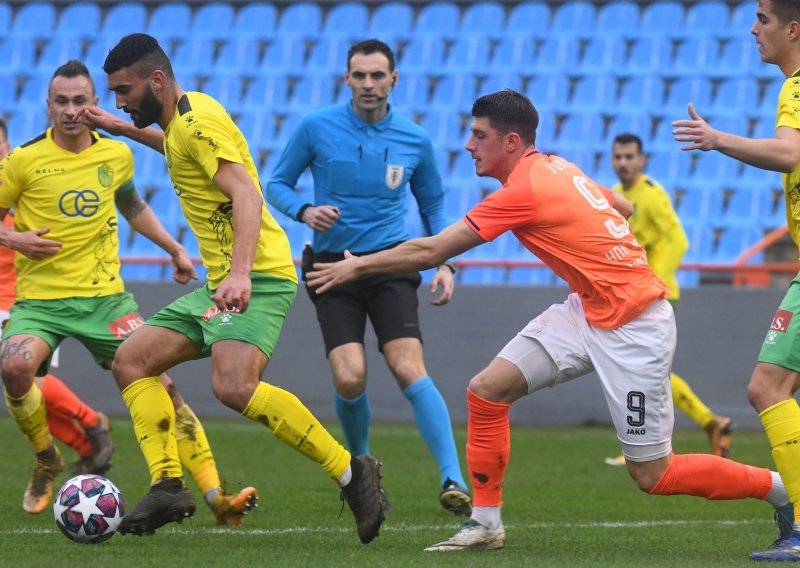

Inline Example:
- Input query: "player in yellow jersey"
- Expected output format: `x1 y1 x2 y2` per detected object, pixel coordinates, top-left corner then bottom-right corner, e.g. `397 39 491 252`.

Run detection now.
673 0 800 560
93 34 385 542
603 133 734 466
0 61 257 524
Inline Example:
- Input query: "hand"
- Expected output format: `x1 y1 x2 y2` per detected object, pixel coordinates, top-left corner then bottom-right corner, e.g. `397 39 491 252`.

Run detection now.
10 228 62 260
306 250 361 294
170 246 198 285
78 106 124 136
210 270 251 312
672 103 718 151
301 205 340 232
429 265 455 306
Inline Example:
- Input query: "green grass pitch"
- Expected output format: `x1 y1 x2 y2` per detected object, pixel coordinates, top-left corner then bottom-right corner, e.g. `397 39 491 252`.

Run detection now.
0 417 785 567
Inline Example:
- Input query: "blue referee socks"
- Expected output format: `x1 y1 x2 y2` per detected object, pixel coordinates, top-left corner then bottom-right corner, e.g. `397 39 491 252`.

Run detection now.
334 390 371 457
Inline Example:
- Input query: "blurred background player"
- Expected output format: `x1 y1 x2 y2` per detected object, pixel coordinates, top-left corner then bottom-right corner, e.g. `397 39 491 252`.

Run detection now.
603 132 733 466
0 61 256 524
0 117 113 477
267 38 471 516
673 0 800 559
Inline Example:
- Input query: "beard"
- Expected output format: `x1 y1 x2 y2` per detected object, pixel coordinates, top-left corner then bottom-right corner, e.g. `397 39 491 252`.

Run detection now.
131 85 162 128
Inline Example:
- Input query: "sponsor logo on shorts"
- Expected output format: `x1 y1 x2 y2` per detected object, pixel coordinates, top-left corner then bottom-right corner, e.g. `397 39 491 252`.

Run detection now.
202 305 240 325
626 428 646 435
108 312 145 338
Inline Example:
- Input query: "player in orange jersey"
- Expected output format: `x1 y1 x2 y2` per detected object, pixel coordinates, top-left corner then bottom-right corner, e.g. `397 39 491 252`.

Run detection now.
0 118 112 476
309 90 793 555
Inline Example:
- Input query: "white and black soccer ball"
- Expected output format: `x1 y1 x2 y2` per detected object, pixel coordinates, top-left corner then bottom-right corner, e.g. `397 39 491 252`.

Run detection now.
53 474 125 544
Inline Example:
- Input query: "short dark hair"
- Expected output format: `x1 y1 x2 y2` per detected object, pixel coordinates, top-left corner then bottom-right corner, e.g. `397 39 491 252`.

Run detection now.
51 59 95 95
769 0 800 25
0 117 7 141
103 33 175 80
613 133 644 153
347 39 395 71
471 89 538 146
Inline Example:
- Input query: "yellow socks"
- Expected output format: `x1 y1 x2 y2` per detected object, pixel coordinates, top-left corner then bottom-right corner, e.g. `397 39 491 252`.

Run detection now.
121 377 182 485
671 373 715 428
5 384 52 452
175 404 220 496
761 398 800 521
243 382 350 480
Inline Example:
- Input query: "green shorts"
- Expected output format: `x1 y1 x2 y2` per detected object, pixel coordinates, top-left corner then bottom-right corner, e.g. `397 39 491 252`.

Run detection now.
3 292 143 373
146 274 297 359
758 273 800 372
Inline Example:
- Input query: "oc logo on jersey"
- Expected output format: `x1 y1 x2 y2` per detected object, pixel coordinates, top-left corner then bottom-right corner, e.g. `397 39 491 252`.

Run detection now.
59 189 100 217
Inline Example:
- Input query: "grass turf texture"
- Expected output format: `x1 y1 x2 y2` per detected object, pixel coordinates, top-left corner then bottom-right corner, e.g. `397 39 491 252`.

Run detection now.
0 417 784 567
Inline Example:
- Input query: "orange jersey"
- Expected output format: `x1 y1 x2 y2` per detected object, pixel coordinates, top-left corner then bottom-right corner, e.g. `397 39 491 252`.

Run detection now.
464 152 667 330
0 214 15 310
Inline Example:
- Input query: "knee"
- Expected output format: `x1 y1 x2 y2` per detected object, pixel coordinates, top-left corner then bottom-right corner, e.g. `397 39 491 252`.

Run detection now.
211 372 252 411
746 365 790 412
0 356 36 394
110 342 142 388
626 459 668 493
468 373 496 401
332 372 366 399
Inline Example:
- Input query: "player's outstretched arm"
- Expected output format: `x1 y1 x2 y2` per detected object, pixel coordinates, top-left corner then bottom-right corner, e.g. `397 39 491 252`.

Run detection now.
115 189 197 284
307 221 482 295
80 106 165 154
673 103 800 173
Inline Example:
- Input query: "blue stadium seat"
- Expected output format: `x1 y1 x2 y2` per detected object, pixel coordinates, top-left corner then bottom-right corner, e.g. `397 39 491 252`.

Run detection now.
444 37 492 72
595 1 640 38
648 150 690 184
676 186 719 223
507 266 556 286
672 38 720 76
625 37 673 76
555 113 605 151
147 3 192 43
682 221 714 262
321 2 368 39
533 111 558 151
243 74 290 112
570 75 618 112
415 2 461 40
534 37 581 73
0 71 16 112
276 3 322 39
640 1 685 37
480 73 524 96
0 3 11 37
664 77 713 115
711 78 760 116
617 76 665 112
390 72 429 113
714 226 764 262
7 109 48 143
525 75 569 113
399 38 446 73
691 152 736 185
550 1 596 38
36 39 84 72
12 2 56 40
190 2 235 41
231 3 277 41
215 40 261 76
307 38 350 73
202 75 242 110
490 37 537 75
507 2 551 39
460 2 506 38
760 78 784 112
237 111 277 151
420 110 464 150
85 37 119 72
55 2 101 40
291 75 336 111
260 38 307 74
101 2 147 39
578 38 628 74
274 111 303 146
722 187 760 226
17 72 49 110
756 186 787 229
728 2 757 37
172 40 216 76
684 1 730 37
717 38 765 77
431 74 477 112
367 2 414 43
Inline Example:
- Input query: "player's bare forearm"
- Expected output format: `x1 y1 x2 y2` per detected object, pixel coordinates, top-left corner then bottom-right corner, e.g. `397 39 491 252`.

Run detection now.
81 107 165 154
715 130 800 173
214 160 262 275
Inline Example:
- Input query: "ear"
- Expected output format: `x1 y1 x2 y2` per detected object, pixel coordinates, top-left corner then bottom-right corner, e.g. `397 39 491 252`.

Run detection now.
344 69 351 86
788 20 800 40
505 132 522 153
151 69 167 93
391 70 399 87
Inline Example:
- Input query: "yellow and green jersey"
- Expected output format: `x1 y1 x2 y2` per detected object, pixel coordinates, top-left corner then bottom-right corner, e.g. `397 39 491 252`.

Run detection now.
163 91 296 289
613 175 688 299
0 128 133 300
777 71 800 251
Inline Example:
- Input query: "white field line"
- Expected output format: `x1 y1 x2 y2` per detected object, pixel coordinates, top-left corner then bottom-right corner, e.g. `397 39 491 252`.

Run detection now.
2 518 768 537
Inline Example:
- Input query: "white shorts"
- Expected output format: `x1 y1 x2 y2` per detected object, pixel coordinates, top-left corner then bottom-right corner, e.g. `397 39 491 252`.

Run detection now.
0 308 60 368
497 293 676 462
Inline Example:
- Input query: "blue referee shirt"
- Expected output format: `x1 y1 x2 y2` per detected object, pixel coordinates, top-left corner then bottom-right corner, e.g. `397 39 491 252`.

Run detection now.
266 102 447 254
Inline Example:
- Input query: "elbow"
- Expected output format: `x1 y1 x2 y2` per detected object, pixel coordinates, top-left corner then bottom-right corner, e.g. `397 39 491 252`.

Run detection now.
780 151 800 173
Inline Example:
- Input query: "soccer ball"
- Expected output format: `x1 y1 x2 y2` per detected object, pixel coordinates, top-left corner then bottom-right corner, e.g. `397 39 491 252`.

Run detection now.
53 474 125 544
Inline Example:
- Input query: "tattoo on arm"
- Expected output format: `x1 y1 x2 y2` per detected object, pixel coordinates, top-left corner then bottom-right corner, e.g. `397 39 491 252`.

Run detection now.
115 190 148 221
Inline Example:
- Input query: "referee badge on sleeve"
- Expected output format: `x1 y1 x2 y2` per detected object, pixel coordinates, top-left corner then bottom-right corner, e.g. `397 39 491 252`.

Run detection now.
385 165 404 189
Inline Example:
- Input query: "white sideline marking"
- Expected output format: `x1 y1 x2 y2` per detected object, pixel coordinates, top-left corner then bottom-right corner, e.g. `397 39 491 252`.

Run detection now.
4 518 767 536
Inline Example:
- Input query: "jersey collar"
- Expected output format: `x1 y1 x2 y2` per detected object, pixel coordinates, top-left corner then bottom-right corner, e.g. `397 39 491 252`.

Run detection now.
346 101 393 132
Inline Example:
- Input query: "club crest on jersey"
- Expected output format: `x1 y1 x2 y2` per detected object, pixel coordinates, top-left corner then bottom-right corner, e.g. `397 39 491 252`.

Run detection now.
203 305 241 324
97 163 113 188
385 165 404 190
108 312 144 339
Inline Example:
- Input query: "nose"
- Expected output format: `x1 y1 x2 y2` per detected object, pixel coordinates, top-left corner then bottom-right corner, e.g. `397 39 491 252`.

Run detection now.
465 137 475 152
115 93 124 110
